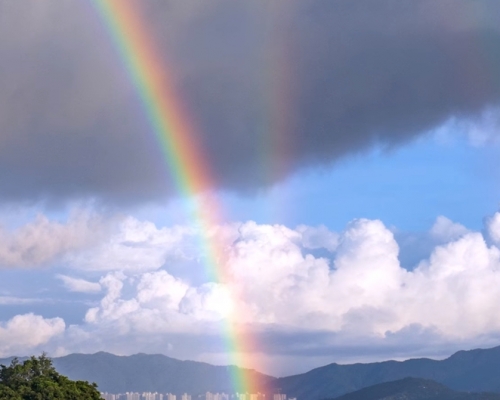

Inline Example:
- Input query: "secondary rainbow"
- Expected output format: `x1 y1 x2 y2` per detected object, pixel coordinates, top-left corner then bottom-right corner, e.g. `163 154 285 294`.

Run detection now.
90 0 259 393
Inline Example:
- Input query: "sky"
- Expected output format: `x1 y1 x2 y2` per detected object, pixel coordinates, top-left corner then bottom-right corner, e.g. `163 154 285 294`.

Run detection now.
1 0 500 377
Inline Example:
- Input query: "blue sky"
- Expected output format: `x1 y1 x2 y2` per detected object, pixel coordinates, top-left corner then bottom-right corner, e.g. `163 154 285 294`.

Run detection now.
222 130 499 232
133 122 499 234
1 0 500 377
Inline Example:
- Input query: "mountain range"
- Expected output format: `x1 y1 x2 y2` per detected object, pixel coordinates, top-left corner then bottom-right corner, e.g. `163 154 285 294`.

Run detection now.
275 345 500 399
0 352 272 394
3 345 500 398
330 378 500 400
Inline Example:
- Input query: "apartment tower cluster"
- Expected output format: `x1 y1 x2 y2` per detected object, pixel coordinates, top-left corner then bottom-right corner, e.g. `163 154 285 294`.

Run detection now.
101 392 294 400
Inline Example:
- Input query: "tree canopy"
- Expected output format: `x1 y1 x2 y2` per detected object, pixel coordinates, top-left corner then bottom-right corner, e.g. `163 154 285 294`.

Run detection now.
0 354 102 399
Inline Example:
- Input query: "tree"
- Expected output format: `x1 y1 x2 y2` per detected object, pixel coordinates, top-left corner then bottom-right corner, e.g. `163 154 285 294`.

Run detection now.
0 354 102 399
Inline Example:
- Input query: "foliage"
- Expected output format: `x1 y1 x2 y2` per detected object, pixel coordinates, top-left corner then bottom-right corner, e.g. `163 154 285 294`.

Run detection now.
0 354 102 399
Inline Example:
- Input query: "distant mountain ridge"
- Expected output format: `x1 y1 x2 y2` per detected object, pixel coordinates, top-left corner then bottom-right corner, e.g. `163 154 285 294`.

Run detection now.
275 345 500 399
3 346 500 399
0 352 274 394
330 378 500 400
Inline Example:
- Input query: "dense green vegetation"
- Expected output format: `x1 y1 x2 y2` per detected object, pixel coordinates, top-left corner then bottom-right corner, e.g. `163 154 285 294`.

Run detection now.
0 354 101 399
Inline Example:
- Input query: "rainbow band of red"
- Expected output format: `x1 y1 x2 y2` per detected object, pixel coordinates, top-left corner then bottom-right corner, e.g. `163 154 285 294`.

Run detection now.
90 0 258 393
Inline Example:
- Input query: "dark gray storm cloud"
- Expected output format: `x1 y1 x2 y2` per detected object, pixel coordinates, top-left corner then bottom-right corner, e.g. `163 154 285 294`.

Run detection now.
1 0 500 203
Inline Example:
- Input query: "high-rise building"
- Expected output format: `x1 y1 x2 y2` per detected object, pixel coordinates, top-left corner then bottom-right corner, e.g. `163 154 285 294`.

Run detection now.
235 392 266 400
142 392 162 400
250 393 265 400
206 392 231 400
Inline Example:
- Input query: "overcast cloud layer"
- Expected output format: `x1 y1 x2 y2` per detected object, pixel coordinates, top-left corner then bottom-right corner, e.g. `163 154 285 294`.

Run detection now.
0 0 500 202
1 211 500 375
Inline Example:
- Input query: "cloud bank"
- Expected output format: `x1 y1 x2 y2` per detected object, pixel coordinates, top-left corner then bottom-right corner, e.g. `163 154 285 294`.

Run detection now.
2 211 500 374
0 314 65 356
0 211 110 268
0 0 500 202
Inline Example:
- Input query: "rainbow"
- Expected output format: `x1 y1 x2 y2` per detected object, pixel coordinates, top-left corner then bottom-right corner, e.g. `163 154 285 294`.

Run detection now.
90 0 259 394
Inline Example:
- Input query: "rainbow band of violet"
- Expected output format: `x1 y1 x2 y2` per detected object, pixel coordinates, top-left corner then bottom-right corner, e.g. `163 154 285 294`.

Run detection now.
90 0 258 394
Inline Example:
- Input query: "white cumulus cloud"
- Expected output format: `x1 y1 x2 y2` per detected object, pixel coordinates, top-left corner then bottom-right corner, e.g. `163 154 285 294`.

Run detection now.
56 274 101 293
0 313 65 357
3 213 500 374
0 211 110 268
487 212 500 244
64 215 500 355
67 217 198 272
430 215 469 242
